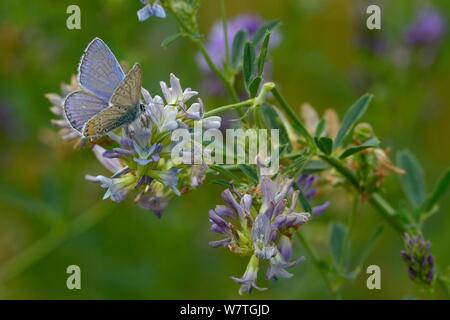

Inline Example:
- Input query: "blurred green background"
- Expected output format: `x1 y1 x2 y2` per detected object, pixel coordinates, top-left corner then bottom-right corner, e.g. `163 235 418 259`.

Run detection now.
0 0 449 299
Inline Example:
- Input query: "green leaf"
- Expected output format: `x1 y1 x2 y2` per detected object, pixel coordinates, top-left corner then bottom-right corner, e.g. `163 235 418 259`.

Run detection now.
243 41 256 90
315 137 333 155
395 200 417 228
270 87 315 146
208 165 240 181
303 160 329 172
249 76 262 98
284 153 308 176
396 150 426 210
211 179 232 187
161 33 183 48
231 30 247 68
421 168 450 213
252 20 281 45
334 94 373 149
329 223 348 269
339 137 380 159
356 225 384 265
260 103 290 146
295 183 312 213
315 118 326 137
238 164 258 184
257 31 271 76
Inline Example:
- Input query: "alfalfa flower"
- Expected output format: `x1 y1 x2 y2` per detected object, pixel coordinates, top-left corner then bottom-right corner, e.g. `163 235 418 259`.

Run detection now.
149 74 221 130
345 123 404 193
137 0 166 22
405 6 447 47
45 75 82 144
198 14 281 95
231 255 267 294
81 73 219 217
199 15 263 71
209 161 314 294
297 174 330 217
401 233 435 285
159 73 198 110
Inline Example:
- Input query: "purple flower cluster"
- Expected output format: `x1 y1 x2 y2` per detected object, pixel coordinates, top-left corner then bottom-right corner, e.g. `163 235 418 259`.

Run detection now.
405 6 447 47
46 76 83 144
137 0 166 22
209 165 329 294
197 14 281 96
297 174 330 217
400 233 435 285
198 15 265 72
48 74 221 218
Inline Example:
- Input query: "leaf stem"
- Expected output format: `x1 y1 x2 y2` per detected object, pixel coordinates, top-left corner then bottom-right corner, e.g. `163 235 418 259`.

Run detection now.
319 154 404 233
219 0 230 67
166 6 239 103
204 99 255 117
196 42 240 103
270 86 315 146
296 232 339 298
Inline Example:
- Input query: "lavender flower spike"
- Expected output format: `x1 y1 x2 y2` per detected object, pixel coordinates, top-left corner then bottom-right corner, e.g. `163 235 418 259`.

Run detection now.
208 162 322 294
400 233 435 285
232 255 267 295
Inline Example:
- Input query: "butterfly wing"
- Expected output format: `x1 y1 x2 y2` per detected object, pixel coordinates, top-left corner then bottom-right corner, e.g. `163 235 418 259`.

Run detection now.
82 63 143 138
82 104 139 138
110 63 142 106
78 38 125 102
63 90 108 133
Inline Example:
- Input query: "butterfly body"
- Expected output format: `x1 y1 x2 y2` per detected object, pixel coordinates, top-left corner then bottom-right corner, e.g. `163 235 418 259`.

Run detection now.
63 38 144 139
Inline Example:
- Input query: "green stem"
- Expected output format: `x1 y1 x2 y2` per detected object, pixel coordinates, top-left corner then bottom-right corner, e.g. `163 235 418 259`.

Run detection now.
204 99 254 117
0 203 115 284
348 194 358 236
270 86 315 146
196 42 239 102
369 192 402 232
320 154 404 233
320 155 359 188
167 7 239 103
297 232 339 298
343 194 359 267
219 0 230 66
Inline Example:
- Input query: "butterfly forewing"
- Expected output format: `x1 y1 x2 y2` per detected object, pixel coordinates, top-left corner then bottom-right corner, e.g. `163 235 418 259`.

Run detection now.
78 38 125 102
64 90 108 133
110 63 142 107
82 63 142 138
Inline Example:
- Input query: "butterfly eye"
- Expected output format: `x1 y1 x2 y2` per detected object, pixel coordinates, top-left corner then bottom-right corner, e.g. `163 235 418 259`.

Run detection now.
139 103 146 112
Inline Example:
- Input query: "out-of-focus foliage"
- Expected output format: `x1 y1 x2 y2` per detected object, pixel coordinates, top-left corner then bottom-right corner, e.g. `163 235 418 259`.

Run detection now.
0 0 448 298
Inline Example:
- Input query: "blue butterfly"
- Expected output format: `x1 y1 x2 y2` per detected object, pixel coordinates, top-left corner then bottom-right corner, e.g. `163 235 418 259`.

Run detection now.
64 38 145 139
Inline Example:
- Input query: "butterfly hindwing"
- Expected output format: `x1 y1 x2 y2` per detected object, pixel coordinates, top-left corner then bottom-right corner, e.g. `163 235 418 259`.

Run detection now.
82 64 142 138
63 90 108 133
110 63 142 107
78 38 125 102
82 104 139 138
